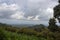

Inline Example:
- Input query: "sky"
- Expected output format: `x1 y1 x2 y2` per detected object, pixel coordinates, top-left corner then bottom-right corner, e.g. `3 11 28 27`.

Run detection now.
0 0 59 25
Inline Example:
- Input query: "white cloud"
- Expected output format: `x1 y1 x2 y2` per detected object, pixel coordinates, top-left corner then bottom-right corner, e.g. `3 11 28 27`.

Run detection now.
0 3 19 11
0 3 26 20
46 8 53 18
8 4 19 10
46 8 53 13
27 16 34 20
10 11 25 19
33 15 40 20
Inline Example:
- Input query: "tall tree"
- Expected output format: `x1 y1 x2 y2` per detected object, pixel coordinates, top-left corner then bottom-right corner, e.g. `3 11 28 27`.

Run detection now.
48 18 58 32
54 0 60 23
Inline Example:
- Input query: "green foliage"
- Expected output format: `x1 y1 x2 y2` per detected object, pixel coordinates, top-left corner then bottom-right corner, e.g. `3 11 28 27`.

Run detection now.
48 18 59 32
0 28 8 40
0 28 46 40
0 23 60 40
54 0 60 23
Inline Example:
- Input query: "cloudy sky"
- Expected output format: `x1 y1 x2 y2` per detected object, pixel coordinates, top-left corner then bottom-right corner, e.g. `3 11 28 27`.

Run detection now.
0 0 59 25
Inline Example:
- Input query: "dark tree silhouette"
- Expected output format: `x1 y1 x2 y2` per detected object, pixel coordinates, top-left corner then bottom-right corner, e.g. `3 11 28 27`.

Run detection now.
54 0 60 23
48 18 58 32
48 0 60 32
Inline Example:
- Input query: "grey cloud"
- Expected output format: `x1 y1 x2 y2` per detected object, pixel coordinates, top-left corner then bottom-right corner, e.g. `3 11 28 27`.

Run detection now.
0 0 15 4
0 0 59 24
23 0 58 21
0 10 15 19
0 0 58 20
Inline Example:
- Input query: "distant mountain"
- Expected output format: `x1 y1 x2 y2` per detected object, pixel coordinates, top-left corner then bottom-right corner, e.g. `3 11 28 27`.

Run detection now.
10 24 36 27
0 23 47 28
28 24 46 28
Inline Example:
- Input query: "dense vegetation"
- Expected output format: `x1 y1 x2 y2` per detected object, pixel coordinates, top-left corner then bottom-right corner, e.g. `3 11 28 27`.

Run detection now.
0 28 46 40
0 23 47 40
0 23 60 40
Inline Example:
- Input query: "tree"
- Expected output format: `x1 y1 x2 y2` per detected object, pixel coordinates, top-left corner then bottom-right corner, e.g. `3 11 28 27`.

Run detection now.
48 18 58 32
54 0 60 23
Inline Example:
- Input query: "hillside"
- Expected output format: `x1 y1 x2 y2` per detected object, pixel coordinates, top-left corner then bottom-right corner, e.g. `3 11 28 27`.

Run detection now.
0 27 46 40
0 23 60 40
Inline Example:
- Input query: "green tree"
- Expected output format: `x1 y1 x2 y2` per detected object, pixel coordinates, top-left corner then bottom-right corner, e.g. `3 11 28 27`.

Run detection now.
48 18 58 32
54 0 60 23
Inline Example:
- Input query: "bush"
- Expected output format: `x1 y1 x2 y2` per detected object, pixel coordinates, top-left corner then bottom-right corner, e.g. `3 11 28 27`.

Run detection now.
0 28 7 40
